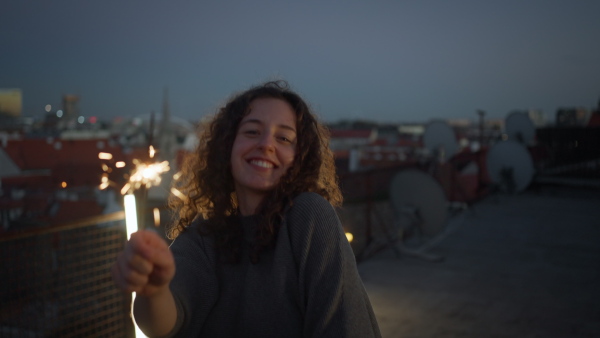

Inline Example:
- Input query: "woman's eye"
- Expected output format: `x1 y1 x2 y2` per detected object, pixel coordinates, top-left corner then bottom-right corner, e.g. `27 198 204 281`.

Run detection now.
244 130 259 136
279 136 294 143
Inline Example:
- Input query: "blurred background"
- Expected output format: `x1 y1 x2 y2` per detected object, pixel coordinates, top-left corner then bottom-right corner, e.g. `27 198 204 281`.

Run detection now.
1 1 599 337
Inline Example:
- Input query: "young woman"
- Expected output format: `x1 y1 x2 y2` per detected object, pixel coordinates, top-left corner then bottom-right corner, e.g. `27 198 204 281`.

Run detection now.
111 81 381 337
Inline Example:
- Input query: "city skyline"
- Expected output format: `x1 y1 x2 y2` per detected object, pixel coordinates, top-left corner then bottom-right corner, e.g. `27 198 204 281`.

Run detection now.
1 1 599 123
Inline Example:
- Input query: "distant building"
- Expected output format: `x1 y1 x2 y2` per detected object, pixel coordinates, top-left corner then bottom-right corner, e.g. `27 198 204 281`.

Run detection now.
62 94 80 120
329 129 377 150
527 109 545 127
0 89 22 117
556 107 590 127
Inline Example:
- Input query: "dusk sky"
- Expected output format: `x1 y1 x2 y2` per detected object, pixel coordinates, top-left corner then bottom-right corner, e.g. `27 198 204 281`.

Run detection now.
2 0 599 124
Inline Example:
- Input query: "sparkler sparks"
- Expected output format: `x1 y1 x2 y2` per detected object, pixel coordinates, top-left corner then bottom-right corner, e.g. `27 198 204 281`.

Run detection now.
125 159 170 194
98 152 113 160
97 147 171 195
170 187 187 201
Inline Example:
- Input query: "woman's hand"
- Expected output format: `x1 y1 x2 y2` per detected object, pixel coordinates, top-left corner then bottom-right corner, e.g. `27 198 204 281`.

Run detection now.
111 230 176 297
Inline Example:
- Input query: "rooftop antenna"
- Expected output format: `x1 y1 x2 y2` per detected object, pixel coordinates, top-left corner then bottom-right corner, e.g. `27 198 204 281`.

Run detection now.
476 109 486 147
157 86 175 161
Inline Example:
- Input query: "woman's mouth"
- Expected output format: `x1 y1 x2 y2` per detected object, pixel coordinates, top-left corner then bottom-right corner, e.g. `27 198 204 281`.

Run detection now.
249 159 275 169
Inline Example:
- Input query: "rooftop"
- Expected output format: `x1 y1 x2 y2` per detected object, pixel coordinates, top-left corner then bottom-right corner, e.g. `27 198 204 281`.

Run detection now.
358 184 600 337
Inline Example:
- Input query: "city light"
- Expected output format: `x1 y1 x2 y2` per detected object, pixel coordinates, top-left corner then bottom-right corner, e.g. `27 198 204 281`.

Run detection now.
78 116 85 124
56 110 63 118
45 104 51 112
61 181 67 188
115 161 126 168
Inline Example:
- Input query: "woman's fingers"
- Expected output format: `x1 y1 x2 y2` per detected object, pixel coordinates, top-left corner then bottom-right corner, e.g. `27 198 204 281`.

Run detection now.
128 252 154 275
112 230 175 294
132 230 176 283
112 258 144 292
128 231 154 260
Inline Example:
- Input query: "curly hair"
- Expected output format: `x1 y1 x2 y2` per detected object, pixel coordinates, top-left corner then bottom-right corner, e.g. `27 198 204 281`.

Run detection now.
168 80 342 263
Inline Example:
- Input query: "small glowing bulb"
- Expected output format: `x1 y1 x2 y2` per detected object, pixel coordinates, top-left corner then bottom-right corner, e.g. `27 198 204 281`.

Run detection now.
98 152 113 160
115 161 126 168
45 104 51 112
121 183 131 195
345 232 354 242
170 187 186 201
173 171 182 180
56 110 63 118
78 116 84 124
61 181 67 188
153 208 161 227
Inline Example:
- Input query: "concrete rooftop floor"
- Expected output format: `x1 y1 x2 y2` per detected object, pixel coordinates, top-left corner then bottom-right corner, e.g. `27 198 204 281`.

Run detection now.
358 184 600 338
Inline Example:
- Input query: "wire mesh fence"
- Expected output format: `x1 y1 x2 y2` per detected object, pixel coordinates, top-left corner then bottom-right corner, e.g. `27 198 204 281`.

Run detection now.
0 215 134 338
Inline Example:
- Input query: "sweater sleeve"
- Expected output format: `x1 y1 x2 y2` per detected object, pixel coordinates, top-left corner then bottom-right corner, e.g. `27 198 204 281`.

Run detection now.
163 222 219 337
287 192 381 338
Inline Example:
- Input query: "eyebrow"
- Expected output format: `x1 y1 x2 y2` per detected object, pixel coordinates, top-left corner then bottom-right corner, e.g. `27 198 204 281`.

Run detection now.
240 118 297 133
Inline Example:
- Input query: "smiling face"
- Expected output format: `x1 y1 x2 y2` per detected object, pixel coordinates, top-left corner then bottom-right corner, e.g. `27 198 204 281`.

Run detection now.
230 97 297 214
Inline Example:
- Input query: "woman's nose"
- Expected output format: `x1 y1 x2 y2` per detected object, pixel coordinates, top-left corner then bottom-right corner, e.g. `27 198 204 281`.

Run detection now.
257 134 275 152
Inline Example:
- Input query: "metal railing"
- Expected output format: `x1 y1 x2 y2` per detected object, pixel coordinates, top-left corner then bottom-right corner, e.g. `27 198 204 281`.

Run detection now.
0 212 134 338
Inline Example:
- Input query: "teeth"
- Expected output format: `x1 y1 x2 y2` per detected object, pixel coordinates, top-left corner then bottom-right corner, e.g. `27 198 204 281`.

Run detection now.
250 159 274 168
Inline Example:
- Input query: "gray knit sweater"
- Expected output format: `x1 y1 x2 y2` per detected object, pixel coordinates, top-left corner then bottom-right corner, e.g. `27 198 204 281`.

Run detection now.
164 192 381 338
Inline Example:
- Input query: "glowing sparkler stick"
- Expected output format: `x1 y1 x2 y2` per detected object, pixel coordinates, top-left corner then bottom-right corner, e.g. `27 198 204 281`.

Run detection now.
123 193 149 338
124 194 138 239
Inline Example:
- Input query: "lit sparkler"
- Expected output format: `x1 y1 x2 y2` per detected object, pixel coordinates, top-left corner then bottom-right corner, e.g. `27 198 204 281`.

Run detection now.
98 144 172 338
98 147 170 231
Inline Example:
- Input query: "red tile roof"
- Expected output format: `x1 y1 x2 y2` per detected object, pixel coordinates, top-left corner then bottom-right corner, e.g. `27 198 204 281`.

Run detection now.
330 129 374 139
587 112 600 127
2 138 152 188
3 138 127 170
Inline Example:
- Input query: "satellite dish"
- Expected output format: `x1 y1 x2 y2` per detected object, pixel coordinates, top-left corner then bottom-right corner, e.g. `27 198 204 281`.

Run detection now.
390 169 448 237
423 120 459 161
486 140 534 193
505 112 535 145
